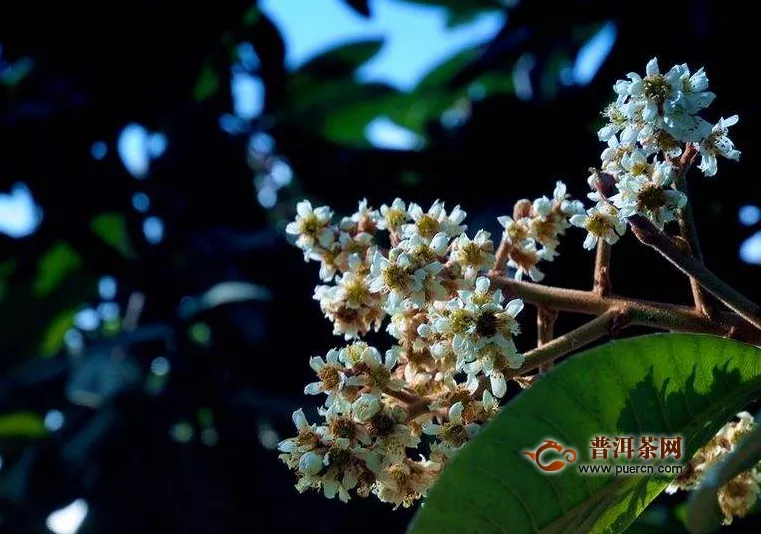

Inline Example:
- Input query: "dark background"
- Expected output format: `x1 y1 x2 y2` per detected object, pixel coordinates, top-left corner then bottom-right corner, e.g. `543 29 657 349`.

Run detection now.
0 0 759 532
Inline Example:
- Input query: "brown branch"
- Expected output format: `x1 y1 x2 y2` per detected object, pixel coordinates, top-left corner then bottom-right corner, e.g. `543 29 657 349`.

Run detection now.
508 309 628 378
537 307 558 347
383 388 422 405
673 144 713 316
536 307 559 376
628 215 761 331
593 240 612 296
488 275 761 345
493 239 511 274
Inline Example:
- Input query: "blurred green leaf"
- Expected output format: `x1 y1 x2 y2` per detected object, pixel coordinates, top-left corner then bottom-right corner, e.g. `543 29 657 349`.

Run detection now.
91 213 137 260
445 9 482 28
33 241 82 297
241 5 261 27
285 79 402 146
190 322 212 345
0 258 17 301
0 412 46 438
384 45 511 134
321 85 404 146
417 48 480 90
297 39 384 79
194 63 221 102
40 309 76 356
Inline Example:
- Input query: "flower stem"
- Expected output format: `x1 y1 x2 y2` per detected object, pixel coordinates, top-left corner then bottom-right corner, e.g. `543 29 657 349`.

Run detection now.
383 388 423 405
628 214 761 331
508 309 628 378
673 144 713 316
536 307 558 375
593 240 612 296
488 274 761 344
537 307 558 346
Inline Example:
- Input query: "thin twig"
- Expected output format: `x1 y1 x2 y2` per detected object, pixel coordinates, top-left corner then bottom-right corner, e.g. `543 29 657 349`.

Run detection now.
593 240 612 296
493 238 511 274
383 388 422 405
508 309 628 378
111 292 146 361
537 307 558 347
122 292 146 332
488 274 761 344
536 307 559 376
628 215 761 331
673 144 713 316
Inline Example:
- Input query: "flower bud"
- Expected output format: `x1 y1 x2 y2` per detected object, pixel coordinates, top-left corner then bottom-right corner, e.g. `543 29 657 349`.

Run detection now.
352 393 381 422
588 168 617 200
298 451 324 475
513 199 532 219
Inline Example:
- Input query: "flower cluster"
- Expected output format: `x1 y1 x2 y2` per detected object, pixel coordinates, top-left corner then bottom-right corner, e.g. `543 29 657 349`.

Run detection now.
496 182 585 281
280 191 581 506
667 412 761 525
279 58 744 511
574 58 740 249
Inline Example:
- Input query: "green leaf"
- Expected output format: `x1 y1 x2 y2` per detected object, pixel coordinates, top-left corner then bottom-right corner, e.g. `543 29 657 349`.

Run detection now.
0 412 46 438
40 309 76 356
194 63 221 102
91 213 137 259
296 39 384 79
33 241 82 297
409 334 761 534
285 79 402 146
685 410 761 533
0 258 17 301
385 45 512 134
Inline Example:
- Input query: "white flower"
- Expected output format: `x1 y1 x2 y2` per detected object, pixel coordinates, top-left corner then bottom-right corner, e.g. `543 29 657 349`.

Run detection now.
367 250 426 312
402 200 466 241
278 409 318 454
570 204 627 250
674 64 715 114
285 200 335 254
698 115 740 177
507 240 550 282
378 198 409 232
449 230 496 279
304 349 349 408
625 58 682 122
610 163 686 229
497 215 530 245
422 402 481 457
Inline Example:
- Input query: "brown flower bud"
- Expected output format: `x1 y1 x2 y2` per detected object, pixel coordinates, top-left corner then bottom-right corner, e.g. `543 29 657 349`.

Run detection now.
513 199 532 219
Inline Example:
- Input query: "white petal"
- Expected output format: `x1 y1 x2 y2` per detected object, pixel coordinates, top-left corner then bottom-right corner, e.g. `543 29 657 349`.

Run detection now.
304 382 323 395
645 57 659 76
505 298 524 317
449 401 464 422
490 372 507 398
422 423 442 436
292 408 309 430
296 200 312 218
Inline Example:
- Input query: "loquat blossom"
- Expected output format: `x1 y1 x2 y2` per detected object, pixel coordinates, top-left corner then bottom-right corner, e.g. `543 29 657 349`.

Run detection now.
280 58 742 508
